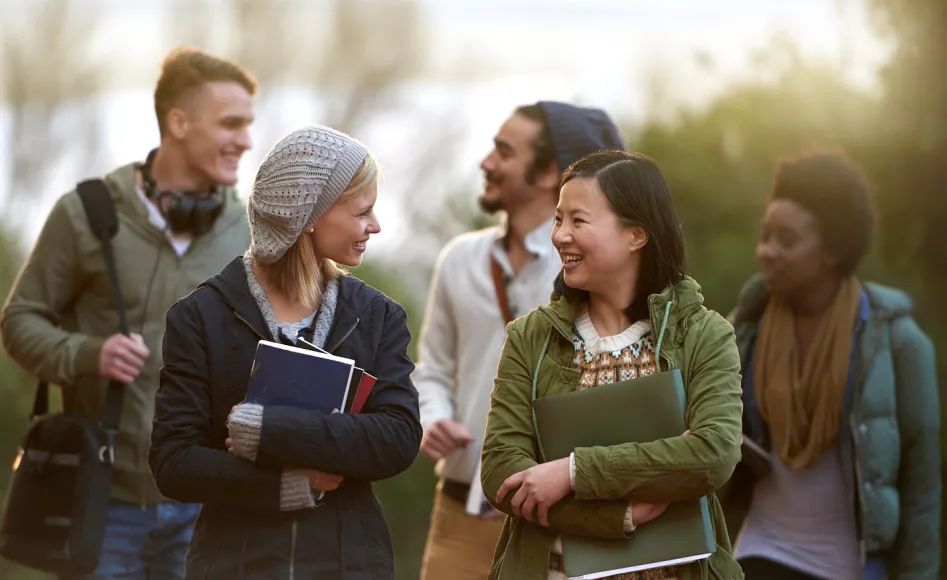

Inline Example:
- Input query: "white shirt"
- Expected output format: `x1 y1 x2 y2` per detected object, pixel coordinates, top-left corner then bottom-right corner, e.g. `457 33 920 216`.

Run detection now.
134 186 193 257
415 218 562 483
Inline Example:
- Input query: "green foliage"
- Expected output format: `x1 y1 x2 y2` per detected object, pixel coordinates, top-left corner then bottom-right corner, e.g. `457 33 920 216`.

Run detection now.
0 227 49 580
638 55 880 313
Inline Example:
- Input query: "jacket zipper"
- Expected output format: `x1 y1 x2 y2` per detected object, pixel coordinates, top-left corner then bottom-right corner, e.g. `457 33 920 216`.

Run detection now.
235 311 267 340
326 317 360 353
288 517 297 579
848 321 882 566
850 413 868 565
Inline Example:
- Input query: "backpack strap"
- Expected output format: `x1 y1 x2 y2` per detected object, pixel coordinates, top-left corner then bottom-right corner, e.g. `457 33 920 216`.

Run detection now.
76 179 128 432
24 180 131 436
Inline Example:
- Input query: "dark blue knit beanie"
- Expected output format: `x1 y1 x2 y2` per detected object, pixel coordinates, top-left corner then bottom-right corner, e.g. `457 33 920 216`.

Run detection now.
537 101 624 171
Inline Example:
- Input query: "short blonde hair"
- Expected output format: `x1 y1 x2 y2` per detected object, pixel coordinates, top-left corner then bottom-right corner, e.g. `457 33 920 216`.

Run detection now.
261 155 378 309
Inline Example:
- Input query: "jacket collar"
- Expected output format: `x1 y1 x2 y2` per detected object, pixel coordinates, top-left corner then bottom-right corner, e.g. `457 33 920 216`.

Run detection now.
732 274 912 327
102 162 246 240
202 257 371 353
539 276 706 349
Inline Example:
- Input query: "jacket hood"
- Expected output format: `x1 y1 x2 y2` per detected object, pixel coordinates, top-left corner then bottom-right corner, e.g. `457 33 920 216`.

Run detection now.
200 256 380 348
102 162 247 240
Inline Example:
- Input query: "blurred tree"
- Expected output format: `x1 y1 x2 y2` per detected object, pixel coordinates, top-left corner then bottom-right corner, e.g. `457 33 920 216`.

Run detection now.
0 0 104 217
0 225 47 580
868 0 947 564
638 40 879 312
166 0 430 145
0 3 104 576
868 0 946 275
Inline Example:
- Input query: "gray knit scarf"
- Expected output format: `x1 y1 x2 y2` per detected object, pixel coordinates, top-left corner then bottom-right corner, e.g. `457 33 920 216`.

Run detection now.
242 254 339 348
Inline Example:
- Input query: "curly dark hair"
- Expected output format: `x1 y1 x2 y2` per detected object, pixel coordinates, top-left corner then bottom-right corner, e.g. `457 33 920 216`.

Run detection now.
770 150 875 276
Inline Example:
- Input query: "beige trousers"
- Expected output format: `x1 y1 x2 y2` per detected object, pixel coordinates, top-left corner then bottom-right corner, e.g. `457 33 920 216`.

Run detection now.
420 488 505 580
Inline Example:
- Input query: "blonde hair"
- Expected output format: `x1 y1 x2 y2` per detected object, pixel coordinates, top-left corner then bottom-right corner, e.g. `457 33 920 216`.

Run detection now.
261 155 378 310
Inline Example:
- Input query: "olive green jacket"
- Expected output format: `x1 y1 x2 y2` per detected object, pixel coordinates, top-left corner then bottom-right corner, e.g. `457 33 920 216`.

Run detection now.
1 163 250 505
481 277 745 580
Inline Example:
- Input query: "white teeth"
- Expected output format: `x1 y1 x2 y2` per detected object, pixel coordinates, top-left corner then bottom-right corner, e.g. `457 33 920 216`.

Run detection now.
561 254 582 263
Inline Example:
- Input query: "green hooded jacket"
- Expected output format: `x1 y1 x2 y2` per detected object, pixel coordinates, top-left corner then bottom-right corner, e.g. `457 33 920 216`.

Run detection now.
1 162 250 506
481 277 745 580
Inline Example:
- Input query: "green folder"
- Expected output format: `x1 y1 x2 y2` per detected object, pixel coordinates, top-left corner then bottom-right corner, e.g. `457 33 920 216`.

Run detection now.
532 369 716 580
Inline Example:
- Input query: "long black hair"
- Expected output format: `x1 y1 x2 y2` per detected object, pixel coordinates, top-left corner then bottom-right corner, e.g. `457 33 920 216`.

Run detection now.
553 150 686 322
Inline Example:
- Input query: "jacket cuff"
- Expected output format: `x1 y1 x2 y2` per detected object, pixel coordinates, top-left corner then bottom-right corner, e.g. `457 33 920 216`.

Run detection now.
76 336 106 378
228 403 263 461
279 470 314 511
624 502 636 534
573 447 599 499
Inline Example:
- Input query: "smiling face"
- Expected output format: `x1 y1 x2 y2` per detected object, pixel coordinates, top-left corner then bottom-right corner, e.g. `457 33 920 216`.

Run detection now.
756 198 838 296
310 180 381 267
172 80 254 187
552 177 646 299
478 113 550 213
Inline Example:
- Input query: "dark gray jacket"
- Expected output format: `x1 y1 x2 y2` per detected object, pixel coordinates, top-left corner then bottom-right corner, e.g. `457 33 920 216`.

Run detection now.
150 257 421 579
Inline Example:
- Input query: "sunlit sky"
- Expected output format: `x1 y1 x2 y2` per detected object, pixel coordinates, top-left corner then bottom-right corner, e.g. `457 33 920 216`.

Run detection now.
0 0 890 259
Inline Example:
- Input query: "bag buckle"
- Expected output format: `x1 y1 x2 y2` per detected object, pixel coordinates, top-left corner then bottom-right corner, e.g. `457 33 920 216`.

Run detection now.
99 429 117 465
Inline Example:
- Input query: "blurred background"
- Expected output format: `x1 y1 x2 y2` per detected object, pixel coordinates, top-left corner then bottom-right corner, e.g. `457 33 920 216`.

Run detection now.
0 0 943 578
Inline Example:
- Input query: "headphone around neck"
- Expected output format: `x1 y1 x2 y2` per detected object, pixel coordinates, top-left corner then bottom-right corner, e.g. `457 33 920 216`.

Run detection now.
139 148 224 236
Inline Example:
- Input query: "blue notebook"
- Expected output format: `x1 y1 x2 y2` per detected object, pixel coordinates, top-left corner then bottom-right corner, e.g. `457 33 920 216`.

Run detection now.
246 340 355 413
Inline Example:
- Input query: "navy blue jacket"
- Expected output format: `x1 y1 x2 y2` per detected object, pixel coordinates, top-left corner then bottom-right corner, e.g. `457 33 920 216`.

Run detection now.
150 257 421 579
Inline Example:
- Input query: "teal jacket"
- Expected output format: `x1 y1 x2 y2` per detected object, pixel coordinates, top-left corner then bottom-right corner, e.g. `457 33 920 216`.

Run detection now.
481 277 745 580
2 163 250 505
728 275 941 579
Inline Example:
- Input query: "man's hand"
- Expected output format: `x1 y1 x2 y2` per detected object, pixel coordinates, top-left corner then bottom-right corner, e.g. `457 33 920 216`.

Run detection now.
420 419 473 461
98 332 149 383
495 457 572 527
306 469 344 492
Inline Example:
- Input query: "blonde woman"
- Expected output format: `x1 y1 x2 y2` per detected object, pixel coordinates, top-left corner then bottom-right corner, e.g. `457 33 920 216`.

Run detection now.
150 126 421 578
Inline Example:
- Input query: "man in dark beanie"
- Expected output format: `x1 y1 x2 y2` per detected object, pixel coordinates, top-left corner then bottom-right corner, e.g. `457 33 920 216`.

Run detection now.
415 101 623 579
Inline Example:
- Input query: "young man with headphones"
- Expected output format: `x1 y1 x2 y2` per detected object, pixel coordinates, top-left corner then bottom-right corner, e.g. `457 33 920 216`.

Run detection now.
1 46 255 578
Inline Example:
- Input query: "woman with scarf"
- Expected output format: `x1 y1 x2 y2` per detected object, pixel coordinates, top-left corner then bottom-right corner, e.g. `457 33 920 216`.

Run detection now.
728 150 940 580
150 126 421 578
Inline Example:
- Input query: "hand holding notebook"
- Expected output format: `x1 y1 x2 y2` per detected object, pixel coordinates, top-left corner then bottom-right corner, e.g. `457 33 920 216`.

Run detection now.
532 369 716 579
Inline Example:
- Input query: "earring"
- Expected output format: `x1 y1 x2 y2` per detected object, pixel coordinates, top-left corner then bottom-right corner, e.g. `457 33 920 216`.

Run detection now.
308 228 314 234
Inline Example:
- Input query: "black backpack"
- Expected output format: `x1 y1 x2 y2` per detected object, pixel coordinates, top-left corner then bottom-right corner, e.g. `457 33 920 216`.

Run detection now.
0 179 129 575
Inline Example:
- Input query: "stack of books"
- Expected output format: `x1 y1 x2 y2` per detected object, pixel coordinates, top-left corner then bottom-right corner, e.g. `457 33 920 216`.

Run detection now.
246 339 376 414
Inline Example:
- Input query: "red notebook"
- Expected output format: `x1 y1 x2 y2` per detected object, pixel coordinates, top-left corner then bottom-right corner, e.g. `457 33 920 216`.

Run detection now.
346 369 377 414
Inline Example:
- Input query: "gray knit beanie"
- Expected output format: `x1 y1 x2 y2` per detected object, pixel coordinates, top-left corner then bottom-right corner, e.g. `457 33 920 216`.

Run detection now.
248 126 369 264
